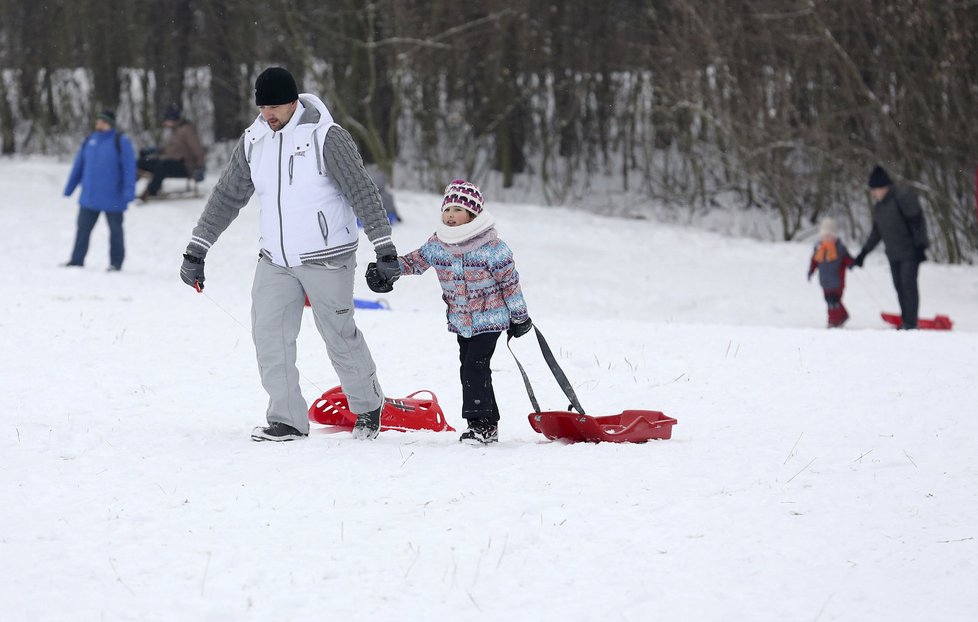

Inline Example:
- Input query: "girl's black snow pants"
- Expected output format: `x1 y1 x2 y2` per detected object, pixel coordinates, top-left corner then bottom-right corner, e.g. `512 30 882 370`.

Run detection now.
457 331 501 423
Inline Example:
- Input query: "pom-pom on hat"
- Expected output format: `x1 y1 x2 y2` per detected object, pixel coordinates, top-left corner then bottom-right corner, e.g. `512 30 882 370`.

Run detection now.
818 217 838 237
255 67 299 106
96 110 116 126
868 165 893 188
441 179 484 216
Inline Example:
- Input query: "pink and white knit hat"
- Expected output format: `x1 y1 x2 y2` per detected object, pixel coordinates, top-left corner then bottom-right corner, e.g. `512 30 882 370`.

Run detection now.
441 179 484 215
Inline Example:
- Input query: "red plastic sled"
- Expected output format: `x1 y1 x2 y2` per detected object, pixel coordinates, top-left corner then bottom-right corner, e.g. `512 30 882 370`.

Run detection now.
529 410 677 444
881 312 953 330
309 385 455 433
510 326 677 444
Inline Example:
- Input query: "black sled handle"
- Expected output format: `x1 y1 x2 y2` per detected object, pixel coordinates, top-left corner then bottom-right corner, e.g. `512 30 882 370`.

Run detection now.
507 325 586 415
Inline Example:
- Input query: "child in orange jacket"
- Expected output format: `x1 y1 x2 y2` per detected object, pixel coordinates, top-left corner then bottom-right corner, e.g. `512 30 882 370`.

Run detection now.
808 217 854 328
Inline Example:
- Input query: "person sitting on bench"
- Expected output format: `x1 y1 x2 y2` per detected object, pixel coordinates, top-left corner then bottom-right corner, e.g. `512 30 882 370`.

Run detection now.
138 104 206 200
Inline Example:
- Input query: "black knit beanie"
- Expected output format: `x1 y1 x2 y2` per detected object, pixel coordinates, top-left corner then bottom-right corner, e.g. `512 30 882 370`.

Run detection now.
255 67 299 106
163 103 181 121
868 165 893 188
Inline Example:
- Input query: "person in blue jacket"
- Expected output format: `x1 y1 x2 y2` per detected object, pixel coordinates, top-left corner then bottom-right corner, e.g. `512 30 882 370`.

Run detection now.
63 110 137 271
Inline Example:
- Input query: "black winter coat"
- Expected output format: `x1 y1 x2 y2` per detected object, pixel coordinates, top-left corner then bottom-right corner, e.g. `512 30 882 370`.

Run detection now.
859 186 928 262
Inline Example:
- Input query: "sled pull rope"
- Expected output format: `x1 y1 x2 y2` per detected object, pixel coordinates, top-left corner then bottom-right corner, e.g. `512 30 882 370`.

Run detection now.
199 290 327 392
507 325 586 415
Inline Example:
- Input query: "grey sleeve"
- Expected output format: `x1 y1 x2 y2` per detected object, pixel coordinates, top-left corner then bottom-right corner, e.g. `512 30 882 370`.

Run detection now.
186 136 255 257
323 126 395 255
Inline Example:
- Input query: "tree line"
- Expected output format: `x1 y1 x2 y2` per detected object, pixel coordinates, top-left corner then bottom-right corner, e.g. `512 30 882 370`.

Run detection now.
1 0 976 261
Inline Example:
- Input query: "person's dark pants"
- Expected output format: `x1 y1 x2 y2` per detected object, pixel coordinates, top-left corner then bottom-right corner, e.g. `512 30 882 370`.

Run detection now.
136 156 159 178
458 332 501 423
888 258 920 328
823 288 849 327
139 157 189 196
69 207 124 269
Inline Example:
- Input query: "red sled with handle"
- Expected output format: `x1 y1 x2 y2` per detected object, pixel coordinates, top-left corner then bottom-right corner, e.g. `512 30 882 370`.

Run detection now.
509 326 677 443
880 312 952 330
529 410 677 443
309 385 455 433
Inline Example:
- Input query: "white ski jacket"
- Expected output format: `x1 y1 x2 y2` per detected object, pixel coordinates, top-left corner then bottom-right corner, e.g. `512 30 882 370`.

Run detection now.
187 93 394 267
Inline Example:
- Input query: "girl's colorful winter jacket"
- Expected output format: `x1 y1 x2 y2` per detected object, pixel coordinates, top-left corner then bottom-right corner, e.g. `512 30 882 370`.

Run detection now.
398 228 529 338
63 129 137 212
808 238 853 291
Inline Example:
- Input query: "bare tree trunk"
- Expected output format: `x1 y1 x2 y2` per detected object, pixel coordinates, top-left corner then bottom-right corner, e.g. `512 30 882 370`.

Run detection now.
0 75 14 155
146 0 194 116
199 0 256 141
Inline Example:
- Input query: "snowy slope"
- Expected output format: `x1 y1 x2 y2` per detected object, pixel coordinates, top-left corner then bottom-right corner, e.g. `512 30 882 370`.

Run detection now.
2 157 977 621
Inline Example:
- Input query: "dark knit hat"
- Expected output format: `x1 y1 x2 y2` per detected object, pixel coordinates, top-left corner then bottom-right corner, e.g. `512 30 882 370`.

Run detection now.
96 110 116 126
868 165 893 188
163 103 181 121
442 179 484 215
255 67 299 106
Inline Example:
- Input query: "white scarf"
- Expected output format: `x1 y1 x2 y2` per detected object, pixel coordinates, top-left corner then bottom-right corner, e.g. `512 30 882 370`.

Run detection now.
435 209 497 246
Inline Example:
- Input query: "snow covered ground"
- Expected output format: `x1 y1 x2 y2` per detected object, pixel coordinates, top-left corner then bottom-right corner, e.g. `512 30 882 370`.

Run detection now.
2 157 977 621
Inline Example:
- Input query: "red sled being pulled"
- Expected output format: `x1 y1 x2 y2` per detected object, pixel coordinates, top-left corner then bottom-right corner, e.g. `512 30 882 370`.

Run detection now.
509 326 677 444
529 410 677 443
880 312 953 330
309 385 455 433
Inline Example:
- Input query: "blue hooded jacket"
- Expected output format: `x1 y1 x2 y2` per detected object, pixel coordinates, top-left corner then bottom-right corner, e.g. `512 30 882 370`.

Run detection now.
64 129 137 212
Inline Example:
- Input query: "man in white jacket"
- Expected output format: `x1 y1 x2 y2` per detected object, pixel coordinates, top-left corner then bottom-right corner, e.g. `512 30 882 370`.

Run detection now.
180 67 400 442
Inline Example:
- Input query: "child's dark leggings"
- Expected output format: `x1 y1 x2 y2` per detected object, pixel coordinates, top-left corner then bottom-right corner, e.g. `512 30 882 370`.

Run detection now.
457 332 501 423
823 288 848 326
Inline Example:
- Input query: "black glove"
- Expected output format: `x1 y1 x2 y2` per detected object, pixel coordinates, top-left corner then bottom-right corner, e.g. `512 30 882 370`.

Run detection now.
852 252 865 268
181 253 205 291
365 253 400 293
915 247 927 263
507 318 533 339
807 271 813 282
375 253 400 284
365 262 393 293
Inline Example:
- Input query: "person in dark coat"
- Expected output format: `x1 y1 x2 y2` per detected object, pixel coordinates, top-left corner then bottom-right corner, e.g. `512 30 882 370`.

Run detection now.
63 110 137 271
851 165 929 329
808 217 854 328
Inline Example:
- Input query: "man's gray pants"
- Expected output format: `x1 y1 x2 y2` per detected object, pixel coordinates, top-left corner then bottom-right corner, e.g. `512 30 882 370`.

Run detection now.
251 255 384 433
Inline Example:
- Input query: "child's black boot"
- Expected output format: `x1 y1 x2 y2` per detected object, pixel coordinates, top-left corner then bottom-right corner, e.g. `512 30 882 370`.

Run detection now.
460 419 499 445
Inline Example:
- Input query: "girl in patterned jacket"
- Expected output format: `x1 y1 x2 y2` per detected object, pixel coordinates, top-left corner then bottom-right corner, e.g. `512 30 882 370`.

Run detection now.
372 180 531 444
807 217 854 328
